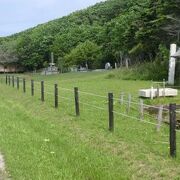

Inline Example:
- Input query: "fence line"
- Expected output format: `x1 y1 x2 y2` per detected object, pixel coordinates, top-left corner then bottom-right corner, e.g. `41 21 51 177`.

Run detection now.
60 96 74 102
79 101 107 111
2 75 173 111
113 96 169 111
79 90 107 99
0 76 177 109
113 110 160 126
1 75 179 158
59 87 74 92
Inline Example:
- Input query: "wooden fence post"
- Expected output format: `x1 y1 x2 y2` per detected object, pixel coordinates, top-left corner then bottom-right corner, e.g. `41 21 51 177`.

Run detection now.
74 87 80 116
8 75 10 86
169 103 176 157
23 78 26 93
108 92 114 132
54 84 58 108
126 94 131 114
5 75 7 84
41 81 44 102
31 80 34 96
12 76 14 88
17 77 19 90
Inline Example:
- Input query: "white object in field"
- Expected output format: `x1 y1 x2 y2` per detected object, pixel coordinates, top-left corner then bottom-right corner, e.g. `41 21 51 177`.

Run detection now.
150 86 154 99
139 88 178 98
115 63 117 69
50 52 55 66
105 62 111 70
139 99 144 120
157 105 163 132
168 44 177 85
163 79 166 97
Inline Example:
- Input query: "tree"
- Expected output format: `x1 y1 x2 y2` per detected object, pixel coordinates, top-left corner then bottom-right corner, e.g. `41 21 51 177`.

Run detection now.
0 41 19 65
65 40 102 69
57 57 65 73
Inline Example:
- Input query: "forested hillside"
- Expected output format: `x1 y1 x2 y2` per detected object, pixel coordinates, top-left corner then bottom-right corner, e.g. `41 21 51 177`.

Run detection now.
0 0 179 80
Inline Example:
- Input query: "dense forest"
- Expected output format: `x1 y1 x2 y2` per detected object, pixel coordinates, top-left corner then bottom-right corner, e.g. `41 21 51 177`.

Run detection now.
0 0 179 81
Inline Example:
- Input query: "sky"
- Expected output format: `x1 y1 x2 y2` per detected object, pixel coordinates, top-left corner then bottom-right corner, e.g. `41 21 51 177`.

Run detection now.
0 0 105 37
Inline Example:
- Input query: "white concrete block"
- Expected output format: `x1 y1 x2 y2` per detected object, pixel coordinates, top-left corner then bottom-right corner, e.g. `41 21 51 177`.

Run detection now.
139 88 178 98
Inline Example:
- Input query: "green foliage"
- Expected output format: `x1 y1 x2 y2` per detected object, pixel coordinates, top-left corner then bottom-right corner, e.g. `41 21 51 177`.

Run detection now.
0 40 18 64
57 57 66 73
65 41 102 69
0 0 179 80
107 44 170 81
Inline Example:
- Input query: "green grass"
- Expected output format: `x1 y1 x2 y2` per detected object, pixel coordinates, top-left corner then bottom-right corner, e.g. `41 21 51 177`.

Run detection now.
0 71 180 179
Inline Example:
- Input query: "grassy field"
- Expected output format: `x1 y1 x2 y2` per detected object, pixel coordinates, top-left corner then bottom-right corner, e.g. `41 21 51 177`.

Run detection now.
0 71 180 179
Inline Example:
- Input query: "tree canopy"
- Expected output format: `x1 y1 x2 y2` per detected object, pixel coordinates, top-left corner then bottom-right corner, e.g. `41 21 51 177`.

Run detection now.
0 0 179 79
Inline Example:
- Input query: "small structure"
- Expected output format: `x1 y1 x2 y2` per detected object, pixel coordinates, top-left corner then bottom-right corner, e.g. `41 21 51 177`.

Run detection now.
0 59 23 73
105 62 111 70
42 53 58 75
78 66 88 72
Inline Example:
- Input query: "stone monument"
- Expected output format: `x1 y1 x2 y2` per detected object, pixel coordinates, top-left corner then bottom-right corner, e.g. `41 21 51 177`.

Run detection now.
42 52 58 75
105 62 111 70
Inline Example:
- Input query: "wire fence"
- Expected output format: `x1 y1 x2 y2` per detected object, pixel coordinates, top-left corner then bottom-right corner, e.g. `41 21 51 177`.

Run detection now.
0 74 180 158
0 75 178 126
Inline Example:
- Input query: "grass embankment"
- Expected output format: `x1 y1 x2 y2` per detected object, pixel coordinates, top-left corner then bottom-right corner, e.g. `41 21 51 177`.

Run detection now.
0 71 180 179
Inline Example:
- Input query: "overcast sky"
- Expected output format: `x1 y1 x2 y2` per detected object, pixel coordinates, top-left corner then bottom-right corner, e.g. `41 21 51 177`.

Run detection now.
0 0 105 37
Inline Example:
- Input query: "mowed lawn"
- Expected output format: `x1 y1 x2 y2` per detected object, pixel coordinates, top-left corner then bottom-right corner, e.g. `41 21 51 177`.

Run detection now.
0 71 180 179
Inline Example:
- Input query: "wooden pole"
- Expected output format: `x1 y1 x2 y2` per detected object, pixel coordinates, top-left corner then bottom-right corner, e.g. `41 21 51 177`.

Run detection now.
108 93 114 132
12 76 14 88
5 75 7 84
17 77 19 90
8 75 10 86
169 103 176 157
41 81 44 102
74 87 80 116
23 78 26 93
31 80 34 96
54 84 58 108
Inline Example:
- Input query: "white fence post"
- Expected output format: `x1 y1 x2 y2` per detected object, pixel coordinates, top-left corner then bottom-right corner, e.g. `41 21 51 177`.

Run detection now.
157 105 163 131
139 99 144 120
